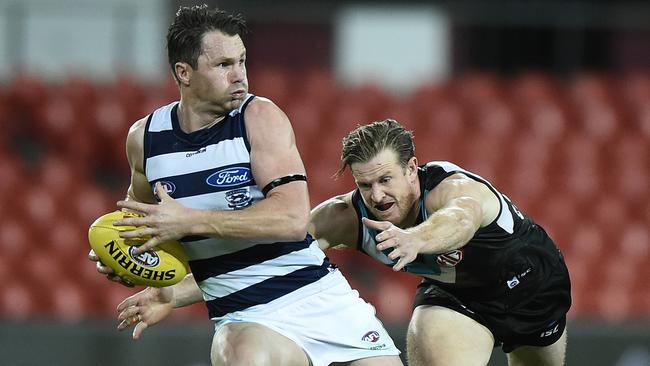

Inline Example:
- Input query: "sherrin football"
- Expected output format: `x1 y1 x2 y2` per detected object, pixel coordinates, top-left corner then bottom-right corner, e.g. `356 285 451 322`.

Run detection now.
88 211 189 287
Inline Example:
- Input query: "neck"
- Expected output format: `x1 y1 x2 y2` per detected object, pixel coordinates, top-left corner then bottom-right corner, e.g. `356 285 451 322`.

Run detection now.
177 100 226 134
399 179 422 229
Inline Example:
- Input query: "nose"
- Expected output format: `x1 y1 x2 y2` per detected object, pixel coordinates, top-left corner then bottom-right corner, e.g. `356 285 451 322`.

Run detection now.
370 184 385 203
230 63 246 83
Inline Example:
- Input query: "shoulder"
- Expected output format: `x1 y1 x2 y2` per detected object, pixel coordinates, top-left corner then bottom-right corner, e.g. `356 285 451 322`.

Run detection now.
243 96 289 127
313 192 356 217
126 116 149 147
310 192 360 249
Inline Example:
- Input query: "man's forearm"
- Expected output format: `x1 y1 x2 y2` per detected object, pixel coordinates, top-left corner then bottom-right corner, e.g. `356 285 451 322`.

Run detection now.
189 192 309 242
411 198 482 254
171 274 204 308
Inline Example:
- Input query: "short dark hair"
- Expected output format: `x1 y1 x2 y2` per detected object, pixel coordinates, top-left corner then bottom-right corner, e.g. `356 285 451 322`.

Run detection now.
166 4 247 83
337 119 415 176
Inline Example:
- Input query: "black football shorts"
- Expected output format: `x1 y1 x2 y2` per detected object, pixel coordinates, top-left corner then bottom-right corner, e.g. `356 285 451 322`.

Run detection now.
413 250 571 353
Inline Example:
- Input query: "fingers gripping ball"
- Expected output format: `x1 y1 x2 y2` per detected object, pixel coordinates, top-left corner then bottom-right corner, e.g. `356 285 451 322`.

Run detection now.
88 211 188 287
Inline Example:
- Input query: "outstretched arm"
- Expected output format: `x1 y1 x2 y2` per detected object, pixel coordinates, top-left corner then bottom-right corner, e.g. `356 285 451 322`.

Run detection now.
364 173 500 271
116 273 203 340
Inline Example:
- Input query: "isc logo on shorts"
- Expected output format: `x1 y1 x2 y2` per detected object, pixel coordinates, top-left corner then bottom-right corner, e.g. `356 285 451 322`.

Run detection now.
539 323 560 338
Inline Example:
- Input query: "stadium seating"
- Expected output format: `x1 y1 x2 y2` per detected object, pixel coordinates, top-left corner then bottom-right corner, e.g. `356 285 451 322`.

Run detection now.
0 70 648 324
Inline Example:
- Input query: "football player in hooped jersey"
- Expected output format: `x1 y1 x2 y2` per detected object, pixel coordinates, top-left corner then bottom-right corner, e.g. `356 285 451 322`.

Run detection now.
88 5 402 366
309 119 572 366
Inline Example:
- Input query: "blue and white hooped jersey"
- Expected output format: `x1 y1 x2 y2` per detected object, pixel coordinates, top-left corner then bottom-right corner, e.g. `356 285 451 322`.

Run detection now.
143 95 330 320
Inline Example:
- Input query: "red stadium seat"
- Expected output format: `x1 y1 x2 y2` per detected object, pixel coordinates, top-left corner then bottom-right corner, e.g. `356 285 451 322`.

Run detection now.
452 72 505 110
621 72 650 110
0 219 33 261
5 73 48 135
596 282 633 322
72 182 117 227
50 280 93 320
519 102 568 144
23 184 60 229
562 220 605 266
509 72 560 107
0 281 41 319
618 222 650 263
251 68 291 107
37 154 84 199
0 154 31 215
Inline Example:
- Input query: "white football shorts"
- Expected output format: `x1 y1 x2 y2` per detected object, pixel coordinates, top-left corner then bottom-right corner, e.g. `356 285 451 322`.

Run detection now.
214 268 400 366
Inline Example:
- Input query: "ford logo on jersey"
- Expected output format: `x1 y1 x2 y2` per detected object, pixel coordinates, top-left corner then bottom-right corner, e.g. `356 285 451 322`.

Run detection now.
206 167 252 188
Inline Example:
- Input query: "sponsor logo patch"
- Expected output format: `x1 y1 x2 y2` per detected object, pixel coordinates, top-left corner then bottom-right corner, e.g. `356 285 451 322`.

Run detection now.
362 331 380 343
539 323 560 338
206 167 252 188
154 181 176 196
507 276 520 289
436 249 463 267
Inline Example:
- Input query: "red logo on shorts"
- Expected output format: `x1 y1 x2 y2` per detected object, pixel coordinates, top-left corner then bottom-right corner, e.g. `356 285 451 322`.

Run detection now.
362 331 380 342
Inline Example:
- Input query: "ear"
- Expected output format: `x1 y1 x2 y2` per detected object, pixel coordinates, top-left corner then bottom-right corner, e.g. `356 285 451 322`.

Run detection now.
407 156 418 181
174 62 192 86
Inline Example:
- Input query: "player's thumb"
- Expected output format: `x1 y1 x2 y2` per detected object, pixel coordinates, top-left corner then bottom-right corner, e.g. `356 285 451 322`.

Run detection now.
133 321 149 340
361 217 391 231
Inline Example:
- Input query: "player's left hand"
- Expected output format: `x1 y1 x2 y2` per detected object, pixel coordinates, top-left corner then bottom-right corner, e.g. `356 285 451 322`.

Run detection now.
88 249 134 287
114 182 192 255
362 217 422 271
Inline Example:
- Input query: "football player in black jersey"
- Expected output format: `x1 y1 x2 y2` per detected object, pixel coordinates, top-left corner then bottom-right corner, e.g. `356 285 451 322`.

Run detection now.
310 119 571 366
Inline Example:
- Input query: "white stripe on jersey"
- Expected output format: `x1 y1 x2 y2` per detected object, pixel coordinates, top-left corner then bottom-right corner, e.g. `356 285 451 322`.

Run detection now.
200 242 326 299
428 161 514 234
146 137 250 180
181 237 258 260
148 102 177 132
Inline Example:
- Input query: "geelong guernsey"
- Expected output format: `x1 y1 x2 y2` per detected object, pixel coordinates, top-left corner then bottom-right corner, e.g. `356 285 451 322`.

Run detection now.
143 95 331 319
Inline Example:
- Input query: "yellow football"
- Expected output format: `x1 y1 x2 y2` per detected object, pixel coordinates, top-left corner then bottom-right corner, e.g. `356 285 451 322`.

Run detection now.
88 211 189 287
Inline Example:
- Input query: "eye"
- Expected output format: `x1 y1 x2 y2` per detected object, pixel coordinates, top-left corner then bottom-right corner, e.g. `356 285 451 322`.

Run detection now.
380 176 391 184
357 182 371 190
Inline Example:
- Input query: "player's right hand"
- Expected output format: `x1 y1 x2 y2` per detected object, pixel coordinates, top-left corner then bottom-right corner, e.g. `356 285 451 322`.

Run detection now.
116 287 174 340
88 249 134 287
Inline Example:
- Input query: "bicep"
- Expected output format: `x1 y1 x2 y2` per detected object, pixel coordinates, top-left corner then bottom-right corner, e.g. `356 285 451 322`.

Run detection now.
425 174 498 226
125 118 156 203
246 100 308 196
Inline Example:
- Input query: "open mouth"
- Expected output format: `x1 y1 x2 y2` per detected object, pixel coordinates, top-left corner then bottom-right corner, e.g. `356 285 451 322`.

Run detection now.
375 202 394 212
231 89 246 98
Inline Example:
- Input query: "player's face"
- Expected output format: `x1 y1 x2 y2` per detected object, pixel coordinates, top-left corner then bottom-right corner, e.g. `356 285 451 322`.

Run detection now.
351 149 420 226
192 31 248 113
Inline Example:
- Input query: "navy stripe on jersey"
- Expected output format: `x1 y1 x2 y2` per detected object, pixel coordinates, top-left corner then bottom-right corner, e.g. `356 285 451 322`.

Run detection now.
151 163 257 197
146 130 245 158
205 262 331 319
142 113 154 174
182 235 209 242
170 104 248 147
190 237 314 282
